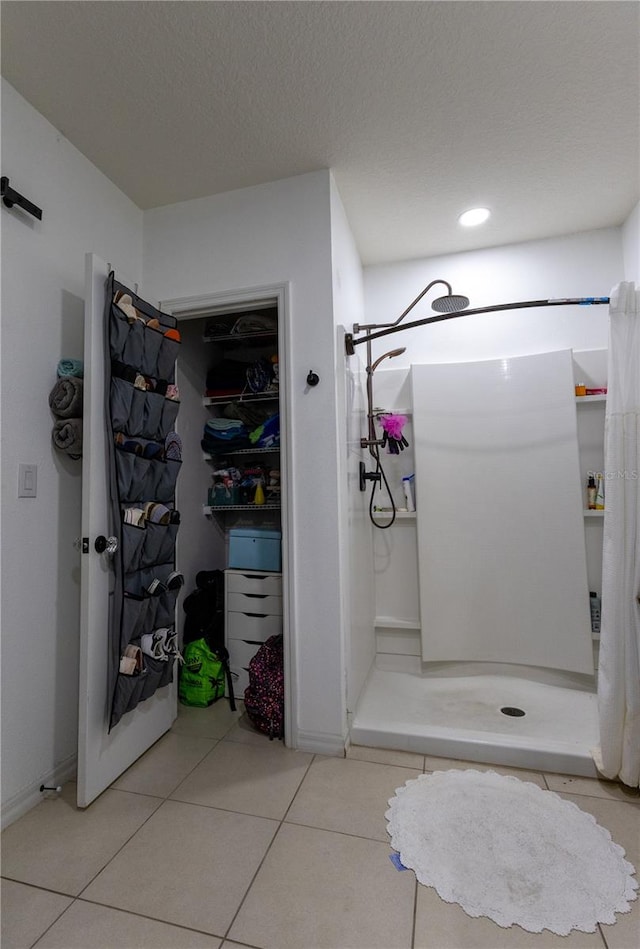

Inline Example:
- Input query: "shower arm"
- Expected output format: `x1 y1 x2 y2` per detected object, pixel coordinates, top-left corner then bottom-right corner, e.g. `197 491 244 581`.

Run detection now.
345 296 610 355
353 279 454 334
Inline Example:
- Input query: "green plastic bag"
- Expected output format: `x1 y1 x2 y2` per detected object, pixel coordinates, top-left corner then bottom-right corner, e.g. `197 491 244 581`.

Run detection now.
178 638 225 707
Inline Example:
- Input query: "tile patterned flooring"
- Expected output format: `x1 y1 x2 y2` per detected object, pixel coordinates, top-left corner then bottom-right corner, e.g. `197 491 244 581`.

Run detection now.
2 702 639 949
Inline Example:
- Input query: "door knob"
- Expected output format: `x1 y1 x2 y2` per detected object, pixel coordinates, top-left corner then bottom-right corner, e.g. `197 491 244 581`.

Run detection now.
95 535 118 555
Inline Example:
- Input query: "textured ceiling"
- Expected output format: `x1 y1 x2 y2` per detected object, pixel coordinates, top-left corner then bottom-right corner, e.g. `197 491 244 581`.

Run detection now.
1 1 638 264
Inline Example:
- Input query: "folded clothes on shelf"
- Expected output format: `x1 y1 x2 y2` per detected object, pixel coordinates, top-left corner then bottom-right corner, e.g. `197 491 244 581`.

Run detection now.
230 313 277 335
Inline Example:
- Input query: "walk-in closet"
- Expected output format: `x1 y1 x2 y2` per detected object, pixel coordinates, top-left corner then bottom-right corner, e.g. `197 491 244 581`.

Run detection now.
174 297 286 702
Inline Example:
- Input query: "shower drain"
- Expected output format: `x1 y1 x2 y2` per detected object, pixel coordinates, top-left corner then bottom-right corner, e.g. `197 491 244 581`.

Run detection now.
500 706 526 717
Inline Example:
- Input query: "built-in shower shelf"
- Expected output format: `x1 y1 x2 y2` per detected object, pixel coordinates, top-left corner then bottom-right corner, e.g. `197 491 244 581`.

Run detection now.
583 510 605 517
575 394 607 403
372 510 416 519
374 617 421 630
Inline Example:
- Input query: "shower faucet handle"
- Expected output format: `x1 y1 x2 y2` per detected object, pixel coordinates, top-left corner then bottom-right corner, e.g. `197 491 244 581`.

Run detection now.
359 462 382 491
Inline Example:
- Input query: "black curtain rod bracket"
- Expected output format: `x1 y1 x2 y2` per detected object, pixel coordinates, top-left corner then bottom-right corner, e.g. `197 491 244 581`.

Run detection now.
1 176 43 220
345 296 610 354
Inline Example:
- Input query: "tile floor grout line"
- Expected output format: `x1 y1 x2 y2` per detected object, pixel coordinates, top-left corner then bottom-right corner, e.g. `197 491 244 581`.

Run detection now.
73 892 232 943
221 752 320 943
410 873 419 949
597 920 611 949
73 793 166 899
0 874 79 901
152 736 223 801
26 896 79 949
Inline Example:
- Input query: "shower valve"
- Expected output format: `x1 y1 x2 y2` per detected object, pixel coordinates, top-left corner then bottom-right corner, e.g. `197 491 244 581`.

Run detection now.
359 462 381 491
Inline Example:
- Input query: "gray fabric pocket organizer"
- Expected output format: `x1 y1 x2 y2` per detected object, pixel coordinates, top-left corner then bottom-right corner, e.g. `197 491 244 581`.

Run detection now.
156 335 180 381
155 458 181 503
121 319 145 368
121 594 152 651
111 675 147 724
114 452 163 503
155 589 178 629
141 522 178 569
121 522 146 575
110 377 134 432
110 304 131 361
106 273 181 730
124 563 175 600
139 656 165 702
141 325 164 377
159 398 180 439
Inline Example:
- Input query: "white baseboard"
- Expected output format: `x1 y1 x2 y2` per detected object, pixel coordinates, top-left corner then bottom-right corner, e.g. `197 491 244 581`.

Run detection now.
1 755 77 830
296 730 346 756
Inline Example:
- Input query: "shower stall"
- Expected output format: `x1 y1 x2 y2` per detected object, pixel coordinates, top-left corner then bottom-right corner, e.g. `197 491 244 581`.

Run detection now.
347 284 609 777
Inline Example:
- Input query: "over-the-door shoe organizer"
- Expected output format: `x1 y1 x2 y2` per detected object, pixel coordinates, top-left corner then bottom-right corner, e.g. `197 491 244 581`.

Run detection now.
104 274 182 728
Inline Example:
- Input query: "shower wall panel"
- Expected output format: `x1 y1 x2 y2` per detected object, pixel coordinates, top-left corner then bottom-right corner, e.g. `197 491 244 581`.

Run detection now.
411 350 594 674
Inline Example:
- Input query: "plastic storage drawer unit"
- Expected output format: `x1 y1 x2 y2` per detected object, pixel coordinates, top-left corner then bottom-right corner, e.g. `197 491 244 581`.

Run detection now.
228 528 281 571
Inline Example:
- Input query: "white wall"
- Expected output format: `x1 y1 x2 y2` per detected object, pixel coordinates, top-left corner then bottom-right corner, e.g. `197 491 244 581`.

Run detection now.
362 227 625 664
328 175 374 720
1 81 144 824
623 200 640 282
143 171 347 752
364 227 622 370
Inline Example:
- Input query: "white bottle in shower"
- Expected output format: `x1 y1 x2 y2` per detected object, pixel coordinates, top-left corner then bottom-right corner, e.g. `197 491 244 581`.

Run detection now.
402 474 416 512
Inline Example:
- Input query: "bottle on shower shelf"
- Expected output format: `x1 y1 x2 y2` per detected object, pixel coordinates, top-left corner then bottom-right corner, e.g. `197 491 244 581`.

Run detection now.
595 473 605 511
586 474 597 510
402 474 415 512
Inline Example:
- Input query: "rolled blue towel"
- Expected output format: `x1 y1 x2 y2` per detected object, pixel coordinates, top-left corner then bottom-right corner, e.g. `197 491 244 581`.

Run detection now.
57 358 84 378
49 376 83 418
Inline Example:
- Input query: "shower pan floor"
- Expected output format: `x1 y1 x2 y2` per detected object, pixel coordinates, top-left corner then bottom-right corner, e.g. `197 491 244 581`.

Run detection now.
350 666 599 777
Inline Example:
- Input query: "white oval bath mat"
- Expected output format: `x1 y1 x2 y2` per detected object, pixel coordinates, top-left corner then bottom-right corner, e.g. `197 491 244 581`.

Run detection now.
386 769 637 935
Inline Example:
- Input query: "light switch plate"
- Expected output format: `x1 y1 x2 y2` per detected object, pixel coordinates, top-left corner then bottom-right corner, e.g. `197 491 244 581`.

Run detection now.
18 463 37 498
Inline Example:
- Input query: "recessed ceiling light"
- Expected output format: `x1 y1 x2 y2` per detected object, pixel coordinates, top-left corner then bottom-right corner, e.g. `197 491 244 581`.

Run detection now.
458 207 491 227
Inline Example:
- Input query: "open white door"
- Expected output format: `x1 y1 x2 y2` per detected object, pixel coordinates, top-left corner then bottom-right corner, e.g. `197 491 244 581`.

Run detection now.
77 253 176 808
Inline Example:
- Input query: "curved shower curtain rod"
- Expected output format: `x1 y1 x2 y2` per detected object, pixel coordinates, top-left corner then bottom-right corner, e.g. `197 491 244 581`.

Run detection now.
344 296 611 355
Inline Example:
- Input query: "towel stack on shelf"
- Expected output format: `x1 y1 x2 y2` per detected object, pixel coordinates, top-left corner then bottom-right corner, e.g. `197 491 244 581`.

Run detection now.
48 360 84 459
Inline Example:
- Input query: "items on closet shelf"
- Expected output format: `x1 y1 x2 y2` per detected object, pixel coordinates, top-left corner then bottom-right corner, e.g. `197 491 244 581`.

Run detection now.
104 275 183 729
48 359 84 459
201 412 280 454
207 463 280 507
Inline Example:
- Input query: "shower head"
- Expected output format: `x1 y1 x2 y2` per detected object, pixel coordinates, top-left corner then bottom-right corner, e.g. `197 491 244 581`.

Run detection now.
432 292 470 313
369 347 406 373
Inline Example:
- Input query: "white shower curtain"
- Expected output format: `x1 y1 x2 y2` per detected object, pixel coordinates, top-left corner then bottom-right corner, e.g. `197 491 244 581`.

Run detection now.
595 281 640 787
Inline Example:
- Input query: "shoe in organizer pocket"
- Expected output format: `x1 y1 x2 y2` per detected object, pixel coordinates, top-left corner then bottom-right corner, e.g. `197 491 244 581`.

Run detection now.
115 385 165 440
121 318 145 369
125 563 177 599
115 446 165 503
140 324 164 378
156 330 180 382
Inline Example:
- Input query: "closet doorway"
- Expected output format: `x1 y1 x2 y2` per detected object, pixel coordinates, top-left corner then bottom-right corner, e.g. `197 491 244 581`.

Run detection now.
163 284 294 743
